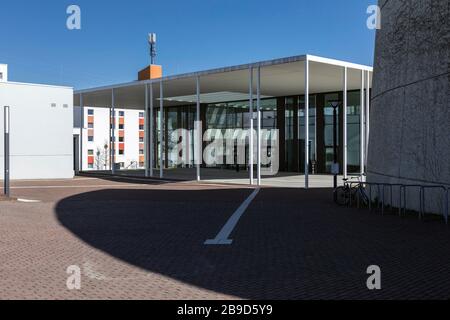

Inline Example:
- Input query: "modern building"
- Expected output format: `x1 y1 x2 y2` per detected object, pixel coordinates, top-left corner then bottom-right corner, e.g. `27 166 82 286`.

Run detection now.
73 106 146 171
74 55 373 187
73 65 163 173
0 64 74 180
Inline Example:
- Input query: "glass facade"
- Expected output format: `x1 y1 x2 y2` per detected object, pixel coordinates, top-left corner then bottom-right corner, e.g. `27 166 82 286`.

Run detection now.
324 93 340 173
346 91 361 174
152 90 364 175
299 95 317 173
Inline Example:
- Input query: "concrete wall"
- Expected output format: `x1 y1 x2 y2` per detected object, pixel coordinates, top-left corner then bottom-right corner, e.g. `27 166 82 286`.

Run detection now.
0 82 74 180
368 0 450 214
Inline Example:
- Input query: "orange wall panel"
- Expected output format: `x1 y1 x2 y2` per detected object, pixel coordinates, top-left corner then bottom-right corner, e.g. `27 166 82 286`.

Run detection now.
138 65 163 81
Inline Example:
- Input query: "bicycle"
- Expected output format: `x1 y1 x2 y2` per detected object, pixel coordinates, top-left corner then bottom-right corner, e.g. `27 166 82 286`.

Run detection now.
334 175 370 207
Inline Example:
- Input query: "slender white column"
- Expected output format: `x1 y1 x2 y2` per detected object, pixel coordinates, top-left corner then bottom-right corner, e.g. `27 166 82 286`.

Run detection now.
256 66 262 186
365 71 371 167
343 67 348 179
79 94 84 172
304 58 310 189
144 83 150 177
159 80 164 178
249 67 254 185
109 107 112 171
111 89 116 174
360 69 365 175
196 76 201 181
150 82 154 177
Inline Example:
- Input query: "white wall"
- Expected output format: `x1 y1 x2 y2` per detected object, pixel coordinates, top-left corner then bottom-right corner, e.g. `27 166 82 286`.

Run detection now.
0 82 74 180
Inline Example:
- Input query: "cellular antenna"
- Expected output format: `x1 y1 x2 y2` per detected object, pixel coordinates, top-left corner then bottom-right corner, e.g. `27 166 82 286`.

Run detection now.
148 33 157 65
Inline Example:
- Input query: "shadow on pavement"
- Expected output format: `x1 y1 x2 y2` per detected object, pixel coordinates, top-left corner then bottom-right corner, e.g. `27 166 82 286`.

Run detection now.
77 173 182 185
55 187 450 300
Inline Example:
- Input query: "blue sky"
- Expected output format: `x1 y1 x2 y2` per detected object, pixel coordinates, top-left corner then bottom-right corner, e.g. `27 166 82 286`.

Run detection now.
0 0 376 90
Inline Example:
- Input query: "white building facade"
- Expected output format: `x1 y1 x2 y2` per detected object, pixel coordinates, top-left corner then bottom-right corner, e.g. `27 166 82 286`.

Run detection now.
0 65 74 180
74 106 145 172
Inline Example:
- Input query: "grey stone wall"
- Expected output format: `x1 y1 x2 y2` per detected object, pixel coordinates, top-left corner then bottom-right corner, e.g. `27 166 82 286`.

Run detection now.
368 0 450 214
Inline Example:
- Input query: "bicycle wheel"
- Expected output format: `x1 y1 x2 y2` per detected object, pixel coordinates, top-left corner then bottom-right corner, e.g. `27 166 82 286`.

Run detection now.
334 186 349 206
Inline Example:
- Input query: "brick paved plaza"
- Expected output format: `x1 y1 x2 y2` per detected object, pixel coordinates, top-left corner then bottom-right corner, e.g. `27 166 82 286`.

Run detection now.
0 176 449 300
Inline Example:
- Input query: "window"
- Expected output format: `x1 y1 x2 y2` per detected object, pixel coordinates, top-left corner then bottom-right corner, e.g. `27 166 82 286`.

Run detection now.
119 111 125 117
139 125 144 130
0 72 3 80
119 150 124 155
119 162 125 168
139 149 144 155
88 109 94 115
119 124 124 130
88 136 94 142
139 137 144 143
88 164 94 169
88 149 94 156
88 123 94 128
51 103 57 108
119 137 124 142
139 112 144 118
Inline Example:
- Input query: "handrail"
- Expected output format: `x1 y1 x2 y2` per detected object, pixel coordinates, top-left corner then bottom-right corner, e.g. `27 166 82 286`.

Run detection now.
343 181 449 225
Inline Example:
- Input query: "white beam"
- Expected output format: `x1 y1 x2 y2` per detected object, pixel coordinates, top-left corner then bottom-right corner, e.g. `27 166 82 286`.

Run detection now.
79 93 84 172
249 67 254 185
304 58 310 189
196 76 201 181
111 89 116 174
365 71 371 167
256 66 262 186
150 82 154 177
160 80 164 179
360 69 365 175
144 83 150 177
307 55 373 72
343 67 348 179
108 107 112 171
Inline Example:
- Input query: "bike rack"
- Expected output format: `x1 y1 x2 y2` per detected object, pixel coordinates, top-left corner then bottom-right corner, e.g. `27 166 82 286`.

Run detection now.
343 181 449 225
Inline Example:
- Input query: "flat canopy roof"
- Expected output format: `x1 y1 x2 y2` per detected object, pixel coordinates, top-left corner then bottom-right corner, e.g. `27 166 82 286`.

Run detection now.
74 54 373 110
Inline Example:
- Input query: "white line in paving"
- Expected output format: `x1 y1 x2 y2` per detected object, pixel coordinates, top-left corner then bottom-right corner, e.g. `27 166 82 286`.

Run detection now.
205 188 260 246
17 198 42 203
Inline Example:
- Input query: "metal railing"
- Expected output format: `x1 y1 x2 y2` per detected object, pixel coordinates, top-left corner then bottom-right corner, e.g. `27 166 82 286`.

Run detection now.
345 181 449 225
